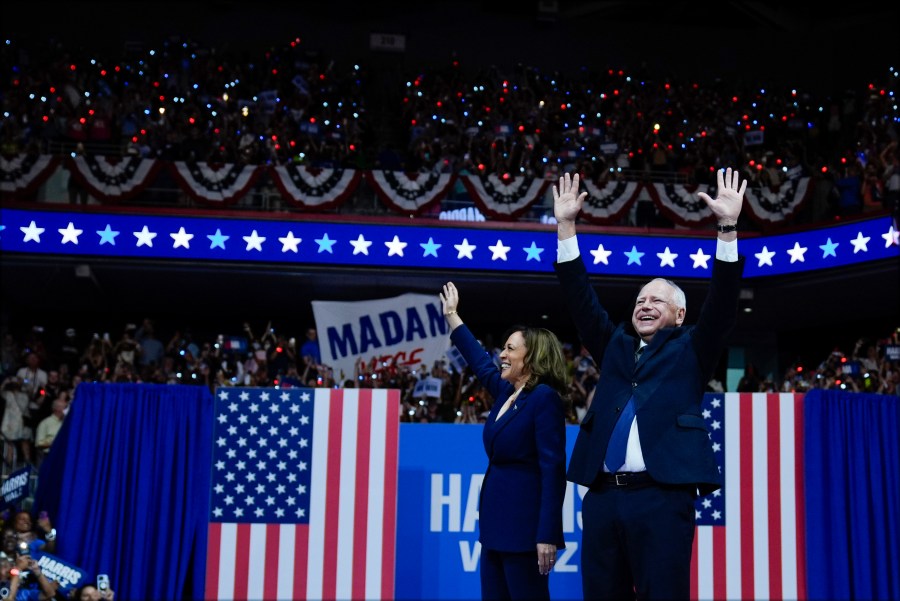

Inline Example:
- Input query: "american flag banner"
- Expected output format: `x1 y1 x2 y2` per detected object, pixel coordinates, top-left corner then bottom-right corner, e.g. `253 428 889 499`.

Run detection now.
691 392 807 601
205 387 400 601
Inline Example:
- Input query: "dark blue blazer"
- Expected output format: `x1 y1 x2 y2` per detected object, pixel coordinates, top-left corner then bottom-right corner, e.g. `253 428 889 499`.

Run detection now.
555 255 743 496
450 324 567 552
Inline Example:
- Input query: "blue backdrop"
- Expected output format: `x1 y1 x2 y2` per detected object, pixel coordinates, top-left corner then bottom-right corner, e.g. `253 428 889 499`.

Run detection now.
395 424 583 601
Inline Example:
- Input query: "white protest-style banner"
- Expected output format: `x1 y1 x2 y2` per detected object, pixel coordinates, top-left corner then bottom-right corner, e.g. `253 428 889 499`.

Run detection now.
312 293 451 383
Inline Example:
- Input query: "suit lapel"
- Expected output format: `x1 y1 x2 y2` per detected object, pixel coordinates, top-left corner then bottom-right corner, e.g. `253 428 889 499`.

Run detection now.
634 328 675 370
491 391 527 435
632 328 677 412
485 387 520 456
622 335 638 366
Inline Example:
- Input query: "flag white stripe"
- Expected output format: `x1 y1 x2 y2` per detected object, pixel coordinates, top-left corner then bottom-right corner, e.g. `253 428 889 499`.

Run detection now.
751 393 770 596
696 526 714 600
246 523 267 598
276 524 296 600
218 523 237 600
779 393 799 599
336 389 360 599
724 395 742 600
306 388 331 599
366 390 388 598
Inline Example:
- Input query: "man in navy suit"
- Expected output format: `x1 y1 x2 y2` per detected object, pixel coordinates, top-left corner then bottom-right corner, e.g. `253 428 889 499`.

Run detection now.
552 168 747 599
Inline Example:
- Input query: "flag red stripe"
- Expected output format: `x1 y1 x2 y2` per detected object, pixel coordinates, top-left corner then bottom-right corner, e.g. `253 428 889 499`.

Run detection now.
234 523 251 601
381 389 400 599
205 521 222 600
294 525 309 600
739 393 755 600
767 394 784 600
322 389 345 600
713 523 727 601
794 393 808 600
352 389 373 600
263 525 280 600
690 532 699 600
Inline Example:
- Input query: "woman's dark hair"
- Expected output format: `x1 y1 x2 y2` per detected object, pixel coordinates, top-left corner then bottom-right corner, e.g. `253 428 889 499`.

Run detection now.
503 324 569 397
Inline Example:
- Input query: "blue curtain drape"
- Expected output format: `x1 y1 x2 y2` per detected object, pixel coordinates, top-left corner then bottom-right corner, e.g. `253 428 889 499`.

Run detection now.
804 388 900 601
33 383 214 601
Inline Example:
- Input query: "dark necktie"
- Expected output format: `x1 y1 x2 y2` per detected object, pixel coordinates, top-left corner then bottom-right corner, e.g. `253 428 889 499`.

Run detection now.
604 345 643 472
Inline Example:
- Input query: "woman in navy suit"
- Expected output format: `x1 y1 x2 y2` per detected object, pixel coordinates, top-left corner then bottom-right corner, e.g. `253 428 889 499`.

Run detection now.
440 282 569 600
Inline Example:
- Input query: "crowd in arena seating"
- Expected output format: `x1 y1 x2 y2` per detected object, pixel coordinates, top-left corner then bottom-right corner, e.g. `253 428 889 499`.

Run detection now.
1 32 897 225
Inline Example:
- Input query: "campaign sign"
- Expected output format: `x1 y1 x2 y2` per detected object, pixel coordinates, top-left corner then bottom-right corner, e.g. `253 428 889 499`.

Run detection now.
445 344 467 374
412 376 443 399
313 293 450 384
35 552 88 592
744 130 765 146
600 142 619 155
1 466 31 507
395 424 584 600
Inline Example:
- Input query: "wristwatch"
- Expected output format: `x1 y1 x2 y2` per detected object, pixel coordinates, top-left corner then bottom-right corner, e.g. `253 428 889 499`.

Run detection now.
716 223 737 233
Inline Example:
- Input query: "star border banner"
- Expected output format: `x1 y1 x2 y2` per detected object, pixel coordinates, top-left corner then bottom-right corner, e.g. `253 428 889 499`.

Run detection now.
1 208 897 280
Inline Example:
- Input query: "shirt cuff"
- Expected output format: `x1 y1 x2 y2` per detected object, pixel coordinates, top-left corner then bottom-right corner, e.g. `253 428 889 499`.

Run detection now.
716 237 738 262
557 235 580 263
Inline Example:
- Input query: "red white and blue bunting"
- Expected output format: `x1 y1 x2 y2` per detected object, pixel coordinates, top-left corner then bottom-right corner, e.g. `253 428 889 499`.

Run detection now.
579 179 642 224
68 155 162 203
170 161 263 206
0 153 837 226
0 153 60 196
646 182 719 227
270 164 362 210
365 170 455 215
459 173 549 220
743 177 812 225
